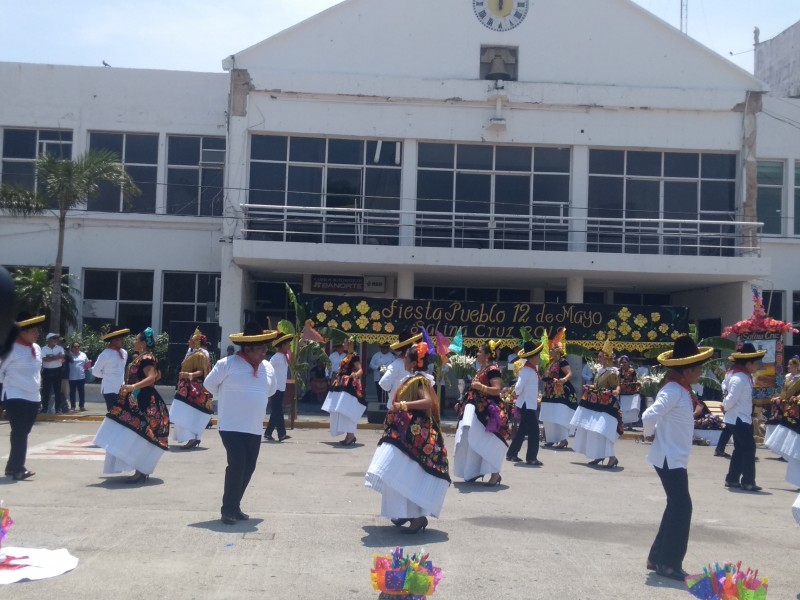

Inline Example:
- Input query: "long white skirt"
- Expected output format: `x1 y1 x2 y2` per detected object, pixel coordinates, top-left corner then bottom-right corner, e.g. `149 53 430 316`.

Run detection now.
365 443 449 519
169 399 212 443
93 418 166 475
453 403 506 480
793 493 800 525
765 424 800 486
570 406 618 460
619 394 641 424
540 402 575 444
322 390 365 437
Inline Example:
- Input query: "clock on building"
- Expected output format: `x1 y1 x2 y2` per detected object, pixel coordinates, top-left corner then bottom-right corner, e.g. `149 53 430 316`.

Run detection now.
473 0 530 31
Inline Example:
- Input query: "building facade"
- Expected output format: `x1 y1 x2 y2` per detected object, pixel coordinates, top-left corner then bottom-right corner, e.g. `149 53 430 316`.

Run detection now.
2 0 800 352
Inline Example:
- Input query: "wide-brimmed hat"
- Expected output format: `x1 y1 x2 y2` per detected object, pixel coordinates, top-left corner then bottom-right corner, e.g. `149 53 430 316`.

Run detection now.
230 322 278 345
272 333 294 347
518 340 544 359
16 314 45 330
658 335 713 367
728 342 767 362
390 330 423 351
46 332 60 341
101 327 130 342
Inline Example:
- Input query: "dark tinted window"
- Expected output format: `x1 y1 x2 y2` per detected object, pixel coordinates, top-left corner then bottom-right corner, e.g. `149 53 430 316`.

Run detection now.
84 270 118 300
289 137 325 163
2 129 36 158
534 147 570 173
589 150 624 175
495 146 531 172
119 271 153 301
251 135 287 161
418 143 454 169
125 134 158 164
328 139 363 165
168 136 200 166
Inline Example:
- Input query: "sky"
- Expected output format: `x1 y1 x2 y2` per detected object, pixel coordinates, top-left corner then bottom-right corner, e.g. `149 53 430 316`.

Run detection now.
1 0 799 75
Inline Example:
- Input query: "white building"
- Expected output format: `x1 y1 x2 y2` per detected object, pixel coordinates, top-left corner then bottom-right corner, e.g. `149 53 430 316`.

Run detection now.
1 0 799 356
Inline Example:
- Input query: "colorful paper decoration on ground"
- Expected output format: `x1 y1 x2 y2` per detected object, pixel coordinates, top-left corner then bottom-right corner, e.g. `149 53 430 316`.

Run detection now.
685 562 768 599
0 503 11 547
371 547 442 598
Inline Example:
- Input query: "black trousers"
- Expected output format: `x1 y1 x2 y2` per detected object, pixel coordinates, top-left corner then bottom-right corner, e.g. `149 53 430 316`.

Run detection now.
69 379 86 408
103 392 118 412
648 461 692 571
726 418 756 486
374 382 386 405
5 399 40 475
41 369 64 412
715 425 732 454
506 405 539 462
265 389 286 438
219 430 261 516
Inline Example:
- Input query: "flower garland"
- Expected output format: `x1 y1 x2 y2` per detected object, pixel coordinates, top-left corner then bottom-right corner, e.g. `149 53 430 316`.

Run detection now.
723 287 798 337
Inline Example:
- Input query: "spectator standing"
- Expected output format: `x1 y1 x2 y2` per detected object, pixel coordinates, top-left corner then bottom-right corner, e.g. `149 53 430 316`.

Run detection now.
328 342 347 379
67 342 91 411
369 343 395 405
41 332 65 414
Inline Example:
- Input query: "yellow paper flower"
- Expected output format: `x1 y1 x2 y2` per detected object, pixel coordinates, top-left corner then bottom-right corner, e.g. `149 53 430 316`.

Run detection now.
342 321 352 331
659 323 669 334
671 330 681 340
607 331 617 340
316 312 327 322
647 330 657 341
337 302 351 316
618 322 632 336
356 315 369 329
370 310 381 321
618 307 632 321
327 319 338 328
607 319 618 330
356 300 370 315
323 301 333 311
634 314 647 328
384 323 395 333
650 312 661 323
372 322 382 332
595 331 606 341
631 331 642 340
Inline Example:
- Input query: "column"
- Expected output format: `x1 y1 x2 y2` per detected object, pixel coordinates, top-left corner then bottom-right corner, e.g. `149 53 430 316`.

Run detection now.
566 276 584 304
218 245 246 341
569 146 589 252
396 271 414 299
399 140 418 247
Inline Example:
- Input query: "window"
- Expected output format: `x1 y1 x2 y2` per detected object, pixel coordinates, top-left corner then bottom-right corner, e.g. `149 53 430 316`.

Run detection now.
162 272 220 332
414 286 528 302
88 132 158 213
83 269 153 333
253 280 302 329
247 135 402 245
757 161 784 235
762 290 784 322
588 150 737 256
166 136 225 216
613 292 672 306
416 143 570 251
1 128 72 192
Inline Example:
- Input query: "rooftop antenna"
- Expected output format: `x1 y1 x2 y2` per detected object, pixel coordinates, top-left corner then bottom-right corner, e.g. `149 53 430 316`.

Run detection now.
680 0 688 34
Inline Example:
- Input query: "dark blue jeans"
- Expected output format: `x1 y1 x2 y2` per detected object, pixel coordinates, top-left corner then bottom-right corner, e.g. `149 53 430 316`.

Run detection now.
507 405 539 462
41 368 64 412
69 379 86 408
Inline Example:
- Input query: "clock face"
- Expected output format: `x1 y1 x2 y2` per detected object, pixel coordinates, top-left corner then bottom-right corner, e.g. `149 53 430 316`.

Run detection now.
473 0 530 31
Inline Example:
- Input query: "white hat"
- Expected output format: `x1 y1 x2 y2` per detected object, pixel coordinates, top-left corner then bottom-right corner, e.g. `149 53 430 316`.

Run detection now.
46 332 59 341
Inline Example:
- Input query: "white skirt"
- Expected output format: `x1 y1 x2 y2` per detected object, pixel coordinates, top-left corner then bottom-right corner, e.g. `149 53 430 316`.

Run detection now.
93 418 166 475
365 443 449 519
765 425 800 462
786 459 800 489
543 422 570 445
322 390 366 436
169 399 212 443
793 493 800 526
453 403 506 481
619 394 641 424
540 402 575 444
570 406 618 460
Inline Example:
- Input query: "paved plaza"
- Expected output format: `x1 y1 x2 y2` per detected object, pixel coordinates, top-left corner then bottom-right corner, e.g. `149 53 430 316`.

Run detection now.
1 401 799 599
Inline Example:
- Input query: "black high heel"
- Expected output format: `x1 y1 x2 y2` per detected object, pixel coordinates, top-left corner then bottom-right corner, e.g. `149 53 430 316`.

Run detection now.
125 471 149 484
391 518 410 527
484 474 502 487
604 457 619 469
588 458 603 466
181 439 200 450
400 516 428 534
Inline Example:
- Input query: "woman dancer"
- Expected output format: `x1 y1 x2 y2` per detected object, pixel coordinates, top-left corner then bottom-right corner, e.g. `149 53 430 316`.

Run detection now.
453 341 509 486
170 327 213 449
571 340 622 468
642 335 712 581
322 337 365 445
539 342 576 449
0 313 45 480
765 356 799 446
617 355 642 430
365 341 450 534
93 327 170 484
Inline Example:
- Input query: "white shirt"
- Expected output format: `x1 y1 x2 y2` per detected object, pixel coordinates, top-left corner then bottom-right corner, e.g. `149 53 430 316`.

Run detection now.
514 363 539 410
269 351 289 392
328 351 347 377
92 347 128 394
203 354 277 435
68 351 89 380
581 363 594 385
369 351 395 382
642 381 694 470
41 343 65 370
0 342 42 403
723 371 753 425
379 356 409 409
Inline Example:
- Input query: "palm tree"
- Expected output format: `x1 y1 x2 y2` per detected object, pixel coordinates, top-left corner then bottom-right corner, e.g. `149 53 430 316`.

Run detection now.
12 266 79 329
0 150 138 333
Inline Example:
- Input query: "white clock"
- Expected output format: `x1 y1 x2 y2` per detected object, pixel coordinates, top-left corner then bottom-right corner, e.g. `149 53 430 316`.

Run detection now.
473 0 530 31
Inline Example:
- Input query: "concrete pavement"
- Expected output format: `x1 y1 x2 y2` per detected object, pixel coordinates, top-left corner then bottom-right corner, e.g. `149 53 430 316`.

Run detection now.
1 415 799 599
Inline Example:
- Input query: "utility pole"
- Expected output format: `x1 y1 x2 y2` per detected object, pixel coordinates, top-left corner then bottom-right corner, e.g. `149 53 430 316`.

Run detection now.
680 0 688 34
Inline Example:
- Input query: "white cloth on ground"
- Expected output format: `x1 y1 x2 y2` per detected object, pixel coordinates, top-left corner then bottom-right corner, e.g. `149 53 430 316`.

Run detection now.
0 547 79 584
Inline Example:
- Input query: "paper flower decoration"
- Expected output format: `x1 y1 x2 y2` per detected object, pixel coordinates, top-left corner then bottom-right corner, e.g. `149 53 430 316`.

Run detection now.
371 547 442 598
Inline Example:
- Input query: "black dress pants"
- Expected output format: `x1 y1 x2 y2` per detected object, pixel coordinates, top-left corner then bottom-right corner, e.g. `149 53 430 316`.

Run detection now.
726 418 756 486
5 399 40 475
41 369 64 412
715 425 732 453
265 389 286 438
219 430 261 516
648 461 692 571
103 392 119 412
506 405 539 462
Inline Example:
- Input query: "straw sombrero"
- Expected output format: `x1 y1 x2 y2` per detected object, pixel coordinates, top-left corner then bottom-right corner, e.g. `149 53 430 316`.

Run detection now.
230 322 278 345
272 333 294 347
658 335 713 367
101 327 130 342
390 330 423 351
518 340 544 359
728 342 767 362
16 314 46 330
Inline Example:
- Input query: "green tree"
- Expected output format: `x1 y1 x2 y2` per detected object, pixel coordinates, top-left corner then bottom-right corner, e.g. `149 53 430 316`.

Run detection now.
12 266 79 330
0 149 139 334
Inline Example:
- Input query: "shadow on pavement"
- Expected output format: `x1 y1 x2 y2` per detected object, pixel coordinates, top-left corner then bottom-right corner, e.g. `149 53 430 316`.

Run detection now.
188 518 265 533
453 481 509 493
360 524 449 547
167 446 209 453
644 571 685 591
570 461 626 472
86 477 165 488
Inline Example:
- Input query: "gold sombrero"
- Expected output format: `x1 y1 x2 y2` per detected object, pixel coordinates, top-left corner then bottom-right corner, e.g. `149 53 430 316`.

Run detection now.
518 340 544 359
272 333 294 347
390 332 423 351
16 314 45 329
658 335 713 367
230 329 278 344
101 328 130 341
728 343 767 361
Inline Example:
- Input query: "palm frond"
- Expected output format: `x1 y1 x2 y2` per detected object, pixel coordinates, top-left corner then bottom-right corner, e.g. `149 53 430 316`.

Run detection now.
0 184 47 216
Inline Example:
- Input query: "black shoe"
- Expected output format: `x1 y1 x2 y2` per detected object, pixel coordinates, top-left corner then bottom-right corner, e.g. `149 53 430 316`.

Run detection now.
714 451 731 458
181 439 201 450
278 434 292 442
125 471 148 484
400 516 428 534
526 459 543 466
221 514 237 525
390 518 410 527
264 432 275 441
740 483 762 492
484 474 502 487
542 442 554 447
12 470 35 481
236 511 250 520
506 455 522 462
656 564 688 581
724 481 740 488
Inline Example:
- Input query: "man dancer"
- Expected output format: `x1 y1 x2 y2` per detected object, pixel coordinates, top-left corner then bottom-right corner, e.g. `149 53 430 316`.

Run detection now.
265 333 293 442
92 326 130 411
379 330 422 408
506 340 544 466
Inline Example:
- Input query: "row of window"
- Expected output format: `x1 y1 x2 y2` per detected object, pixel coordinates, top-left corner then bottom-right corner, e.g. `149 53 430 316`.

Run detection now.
0 128 225 217
757 161 800 236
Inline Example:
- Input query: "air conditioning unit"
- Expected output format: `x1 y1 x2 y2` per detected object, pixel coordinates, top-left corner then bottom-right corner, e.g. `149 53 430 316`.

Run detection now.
200 148 225 165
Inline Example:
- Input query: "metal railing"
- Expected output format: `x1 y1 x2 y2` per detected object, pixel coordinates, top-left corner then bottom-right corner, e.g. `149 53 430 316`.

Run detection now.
240 203 762 257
